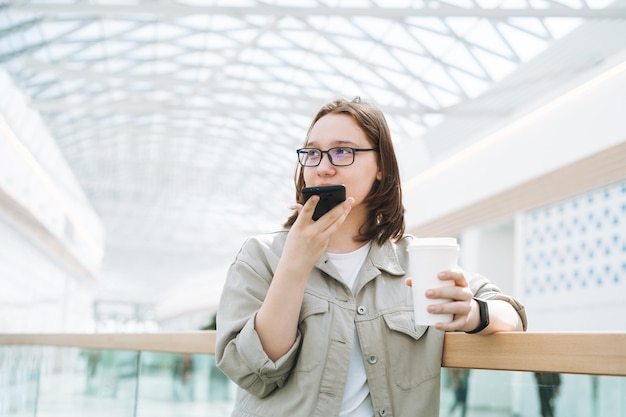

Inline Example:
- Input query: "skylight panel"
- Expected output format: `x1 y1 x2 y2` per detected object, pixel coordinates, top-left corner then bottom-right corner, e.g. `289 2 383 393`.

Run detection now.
543 17 583 39
377 67 415 90
352 16 394 39
359 84 397 105
399 84 438 112
363 43 402 72
100 40 138 57
121 43 154 60
126 61 157 77
463 19 515 59
351 65 389 89
280 27 321 50
507 18 551 40
292 68 330 88
471 47 518 80
40 20 83 40
100 20 141 38
122 22 158 42
65 42 106 61
241 47 284 66
497 21 551 62
175 68 201 81
46 42 88 62
104 58 138 73
153 22 191 41
427 85 460 108
307 34 344 55
224 27 263 43
308 16 364 38
153 42 187 59
441 43 487 79
391 49 432 74
448 67 489 98
256 31 295 49
317 56 359 85
226 64 273 82
273 49 326 73
335 36 375 60
174 32 209 49
174 50 206 67
422 63 463 95
381 23 427 54
445 17 481 38
405 17 450 34
406 26 457 60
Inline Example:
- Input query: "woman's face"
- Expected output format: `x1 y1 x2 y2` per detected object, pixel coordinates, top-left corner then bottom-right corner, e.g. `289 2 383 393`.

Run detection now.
303 113 381 216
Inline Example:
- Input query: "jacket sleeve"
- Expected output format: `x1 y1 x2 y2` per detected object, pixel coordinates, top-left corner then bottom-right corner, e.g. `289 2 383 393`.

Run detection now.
469 273 528 331
215 237 302 398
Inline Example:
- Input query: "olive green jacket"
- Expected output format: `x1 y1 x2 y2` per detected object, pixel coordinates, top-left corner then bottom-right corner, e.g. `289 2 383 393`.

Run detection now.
216 231 527 417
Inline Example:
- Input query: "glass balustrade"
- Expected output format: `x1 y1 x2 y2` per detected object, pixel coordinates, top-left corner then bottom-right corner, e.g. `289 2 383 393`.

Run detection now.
1 344 624 417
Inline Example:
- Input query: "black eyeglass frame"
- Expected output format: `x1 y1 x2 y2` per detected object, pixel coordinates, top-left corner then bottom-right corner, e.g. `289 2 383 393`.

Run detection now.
296 147 378 167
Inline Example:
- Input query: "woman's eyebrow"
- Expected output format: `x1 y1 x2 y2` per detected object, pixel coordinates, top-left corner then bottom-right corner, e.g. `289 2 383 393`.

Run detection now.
305 139 359 147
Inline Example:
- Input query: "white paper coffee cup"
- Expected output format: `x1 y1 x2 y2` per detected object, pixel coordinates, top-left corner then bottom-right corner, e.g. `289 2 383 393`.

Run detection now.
407 237 460 326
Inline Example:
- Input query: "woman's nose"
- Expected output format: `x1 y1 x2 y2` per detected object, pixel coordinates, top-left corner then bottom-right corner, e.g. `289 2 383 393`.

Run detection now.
316 154 336 175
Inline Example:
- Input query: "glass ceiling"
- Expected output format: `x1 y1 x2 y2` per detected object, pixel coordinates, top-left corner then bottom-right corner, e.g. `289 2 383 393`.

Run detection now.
0 0 622 303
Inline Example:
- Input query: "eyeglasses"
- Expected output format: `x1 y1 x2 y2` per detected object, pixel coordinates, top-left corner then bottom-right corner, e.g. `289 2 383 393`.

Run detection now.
296 147 378 167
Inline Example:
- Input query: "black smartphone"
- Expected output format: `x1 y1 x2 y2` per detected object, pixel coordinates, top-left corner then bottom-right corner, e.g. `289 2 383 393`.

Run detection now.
301 185 346 221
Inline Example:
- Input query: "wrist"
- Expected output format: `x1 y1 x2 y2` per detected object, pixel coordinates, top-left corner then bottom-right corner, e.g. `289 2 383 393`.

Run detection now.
466 297 490 334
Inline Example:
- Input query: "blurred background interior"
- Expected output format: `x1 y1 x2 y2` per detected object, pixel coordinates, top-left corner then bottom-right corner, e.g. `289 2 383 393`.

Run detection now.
1 0 625 335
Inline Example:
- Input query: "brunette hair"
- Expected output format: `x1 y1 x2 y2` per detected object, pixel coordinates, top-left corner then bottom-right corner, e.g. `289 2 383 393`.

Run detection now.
283 97 405 245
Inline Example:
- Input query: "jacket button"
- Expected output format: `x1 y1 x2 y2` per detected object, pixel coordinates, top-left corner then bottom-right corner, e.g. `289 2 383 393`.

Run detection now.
379 408 388 416
357 306 367 315
367 355 378 364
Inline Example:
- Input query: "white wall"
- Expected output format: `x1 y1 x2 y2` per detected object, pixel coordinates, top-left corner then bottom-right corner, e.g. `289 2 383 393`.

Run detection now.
400 55 626 230
0 217 95 332
0 70 103 332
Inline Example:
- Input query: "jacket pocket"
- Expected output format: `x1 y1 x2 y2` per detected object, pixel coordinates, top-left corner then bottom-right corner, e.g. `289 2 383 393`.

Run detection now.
382 310 443 390
295 293 330 373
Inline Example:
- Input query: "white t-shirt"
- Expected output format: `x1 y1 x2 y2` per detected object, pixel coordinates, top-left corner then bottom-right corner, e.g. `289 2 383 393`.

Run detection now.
327 243 374 417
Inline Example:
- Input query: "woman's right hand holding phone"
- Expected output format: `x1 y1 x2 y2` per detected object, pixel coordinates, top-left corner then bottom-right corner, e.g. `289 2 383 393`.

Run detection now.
254 195 353 361
283 195 354 272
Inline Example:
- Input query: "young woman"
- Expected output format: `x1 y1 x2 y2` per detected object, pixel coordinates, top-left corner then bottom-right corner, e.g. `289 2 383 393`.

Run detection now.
216 97 526 417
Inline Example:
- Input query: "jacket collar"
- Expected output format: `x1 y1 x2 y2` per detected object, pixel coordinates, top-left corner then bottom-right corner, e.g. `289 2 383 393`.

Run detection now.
368 239 406 277
315 239 406 279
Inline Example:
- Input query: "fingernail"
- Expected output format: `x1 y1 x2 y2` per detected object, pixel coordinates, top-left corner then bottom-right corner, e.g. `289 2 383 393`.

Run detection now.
426 290 434 297
438 272 446 278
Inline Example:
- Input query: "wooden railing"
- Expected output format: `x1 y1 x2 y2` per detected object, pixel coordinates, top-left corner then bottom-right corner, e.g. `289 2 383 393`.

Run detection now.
1 332 625 376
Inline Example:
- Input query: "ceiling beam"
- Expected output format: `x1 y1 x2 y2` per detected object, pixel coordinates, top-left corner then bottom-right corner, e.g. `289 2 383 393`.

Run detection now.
9 4 626 19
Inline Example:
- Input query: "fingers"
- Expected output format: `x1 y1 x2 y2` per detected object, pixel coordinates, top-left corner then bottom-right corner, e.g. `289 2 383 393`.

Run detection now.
298 195 319 221
407 270 476 331
422 270 473 331
296 196 354 226
438 269 469 286
425 299 473 331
